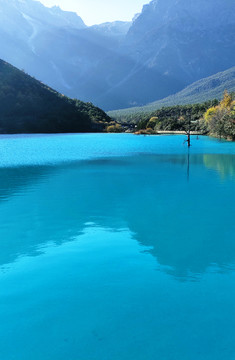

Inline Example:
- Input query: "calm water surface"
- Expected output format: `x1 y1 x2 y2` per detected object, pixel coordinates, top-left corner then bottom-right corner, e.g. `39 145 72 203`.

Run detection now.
0 134 235 360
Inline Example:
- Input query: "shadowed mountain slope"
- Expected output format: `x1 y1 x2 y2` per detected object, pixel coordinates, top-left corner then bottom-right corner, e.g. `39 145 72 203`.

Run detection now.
0 59 111 133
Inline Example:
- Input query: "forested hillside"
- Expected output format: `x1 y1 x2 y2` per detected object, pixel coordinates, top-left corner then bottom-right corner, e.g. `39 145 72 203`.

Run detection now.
134 101 219 132
109 67 235 118
0 60 111 133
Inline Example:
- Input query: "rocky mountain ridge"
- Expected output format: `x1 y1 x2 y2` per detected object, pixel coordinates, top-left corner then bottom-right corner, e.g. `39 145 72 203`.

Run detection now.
0 0 234 110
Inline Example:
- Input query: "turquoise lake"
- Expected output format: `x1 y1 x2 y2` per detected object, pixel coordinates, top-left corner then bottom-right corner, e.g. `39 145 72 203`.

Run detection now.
0 133 235 360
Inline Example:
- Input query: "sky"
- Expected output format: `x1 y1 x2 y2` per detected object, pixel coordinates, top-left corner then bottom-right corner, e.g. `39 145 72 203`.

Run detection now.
39 0 149 26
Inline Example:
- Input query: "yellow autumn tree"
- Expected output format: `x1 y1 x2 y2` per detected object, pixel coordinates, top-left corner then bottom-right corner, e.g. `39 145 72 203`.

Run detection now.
220 90 233 109
106 123 122 133
204 106 218 123
147 116 158 129
203 90 235 140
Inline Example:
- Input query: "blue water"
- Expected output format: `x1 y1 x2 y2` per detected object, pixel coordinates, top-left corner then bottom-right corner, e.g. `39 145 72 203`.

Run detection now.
0 134 235 360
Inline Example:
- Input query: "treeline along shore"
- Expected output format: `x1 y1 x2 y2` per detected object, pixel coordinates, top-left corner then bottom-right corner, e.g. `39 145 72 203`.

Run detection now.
109 92 235 141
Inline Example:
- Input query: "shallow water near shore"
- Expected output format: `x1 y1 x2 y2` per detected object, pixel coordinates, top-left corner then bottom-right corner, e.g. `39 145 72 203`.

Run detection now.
0 134 235 360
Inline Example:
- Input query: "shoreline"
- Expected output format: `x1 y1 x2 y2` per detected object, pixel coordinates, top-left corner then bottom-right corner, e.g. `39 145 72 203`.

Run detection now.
156 131 202 135
134 130 203 136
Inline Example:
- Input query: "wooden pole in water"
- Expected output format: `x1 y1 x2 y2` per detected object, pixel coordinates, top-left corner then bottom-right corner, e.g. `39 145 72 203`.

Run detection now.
187 148 190 181
187 132 191 147
186 115 191 147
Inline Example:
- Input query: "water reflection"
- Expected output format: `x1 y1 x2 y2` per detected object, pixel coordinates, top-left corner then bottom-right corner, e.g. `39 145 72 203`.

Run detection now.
0 166 55 201
0 153 234 280
204 154 235 179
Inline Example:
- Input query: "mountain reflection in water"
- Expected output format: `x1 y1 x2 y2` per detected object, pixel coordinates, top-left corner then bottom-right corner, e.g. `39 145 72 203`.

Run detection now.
0 153 234 280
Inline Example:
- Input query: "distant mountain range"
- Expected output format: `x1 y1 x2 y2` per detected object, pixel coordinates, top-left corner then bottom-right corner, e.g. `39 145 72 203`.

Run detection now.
108 67 235 117
89 21 131 41
0 0 234 110
0 59 111 133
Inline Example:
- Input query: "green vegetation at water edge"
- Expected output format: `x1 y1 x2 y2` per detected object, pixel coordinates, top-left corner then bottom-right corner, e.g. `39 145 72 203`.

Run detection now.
202 91 235 141
134 92 235 141
120 100 219 130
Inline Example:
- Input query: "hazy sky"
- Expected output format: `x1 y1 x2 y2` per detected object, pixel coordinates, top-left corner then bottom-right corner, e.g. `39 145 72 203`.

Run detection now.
39 0 149 26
